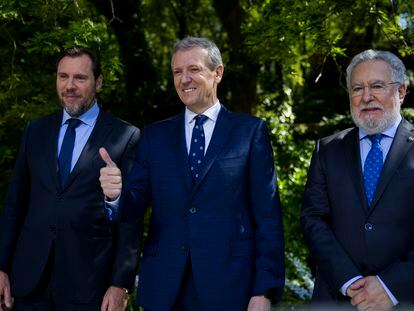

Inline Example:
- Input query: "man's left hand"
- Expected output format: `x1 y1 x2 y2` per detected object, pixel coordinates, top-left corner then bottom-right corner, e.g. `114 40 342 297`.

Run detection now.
349 276 393 311
100 286 128 311
247 295 271 311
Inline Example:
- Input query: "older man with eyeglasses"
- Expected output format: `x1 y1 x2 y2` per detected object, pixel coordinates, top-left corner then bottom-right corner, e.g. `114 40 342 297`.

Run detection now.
301 49 414 311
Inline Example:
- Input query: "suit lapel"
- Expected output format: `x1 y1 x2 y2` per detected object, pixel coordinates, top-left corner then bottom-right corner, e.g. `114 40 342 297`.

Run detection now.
370 119 414 210
192 106 235 194
47 112 63 192
344 128 369 212
170 112 193 193
60 111 113 192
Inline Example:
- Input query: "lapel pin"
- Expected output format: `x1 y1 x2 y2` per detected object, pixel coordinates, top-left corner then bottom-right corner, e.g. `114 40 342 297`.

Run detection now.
407 136 414 142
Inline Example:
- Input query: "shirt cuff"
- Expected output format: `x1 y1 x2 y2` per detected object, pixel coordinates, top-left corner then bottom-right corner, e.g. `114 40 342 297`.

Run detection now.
104 195 121 220
376 275 399 306
341 276 363 296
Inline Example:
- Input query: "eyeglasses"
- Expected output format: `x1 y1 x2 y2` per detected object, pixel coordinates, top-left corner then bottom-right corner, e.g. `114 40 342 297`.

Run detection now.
349 81 400 97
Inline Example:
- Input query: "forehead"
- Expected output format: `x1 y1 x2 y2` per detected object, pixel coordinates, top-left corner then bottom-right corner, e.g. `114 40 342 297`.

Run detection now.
57 54 93 74
172 47 209 68
351 60 392 83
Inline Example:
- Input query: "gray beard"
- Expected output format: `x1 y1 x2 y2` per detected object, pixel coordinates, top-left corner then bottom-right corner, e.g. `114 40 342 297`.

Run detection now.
351 106 400 135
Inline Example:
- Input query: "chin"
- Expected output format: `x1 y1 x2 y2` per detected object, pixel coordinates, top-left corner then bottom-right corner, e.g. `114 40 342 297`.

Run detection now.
353 113 397 135
62 103 86 118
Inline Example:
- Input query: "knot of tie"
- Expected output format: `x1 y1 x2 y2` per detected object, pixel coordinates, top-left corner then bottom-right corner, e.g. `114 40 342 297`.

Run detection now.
194 115 208 127
368 134 383 145
67 118 82 129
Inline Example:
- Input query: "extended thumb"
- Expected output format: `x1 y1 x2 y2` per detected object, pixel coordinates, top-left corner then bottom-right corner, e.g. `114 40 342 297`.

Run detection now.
99 147 116 168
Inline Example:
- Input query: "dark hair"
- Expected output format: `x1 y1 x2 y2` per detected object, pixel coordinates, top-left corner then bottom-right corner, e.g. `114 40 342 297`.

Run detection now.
56 47 102 79
171 36 223 71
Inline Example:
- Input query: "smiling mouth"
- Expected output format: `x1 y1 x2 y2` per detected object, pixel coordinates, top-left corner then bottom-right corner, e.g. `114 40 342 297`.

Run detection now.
183 88 196 93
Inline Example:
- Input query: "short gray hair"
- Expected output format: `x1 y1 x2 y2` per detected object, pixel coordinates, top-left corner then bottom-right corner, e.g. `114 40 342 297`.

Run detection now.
346 49 408 90
171 36 223 70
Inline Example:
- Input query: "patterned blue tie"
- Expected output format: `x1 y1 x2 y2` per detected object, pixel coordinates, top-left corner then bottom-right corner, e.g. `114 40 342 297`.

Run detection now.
59 118 82 187
189 115 208 182
363 134 383 206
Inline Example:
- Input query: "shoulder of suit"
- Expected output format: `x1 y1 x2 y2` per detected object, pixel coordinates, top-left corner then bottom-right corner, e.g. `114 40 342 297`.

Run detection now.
319 127 356 145
219 108 266 130
226 110 263 122
25 111 61 128
400 117 414 131
99 111 139 132
142 111 183 131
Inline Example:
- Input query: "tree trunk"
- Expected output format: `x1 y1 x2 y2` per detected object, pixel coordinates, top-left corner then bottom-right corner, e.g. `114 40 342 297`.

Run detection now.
213 0 259 114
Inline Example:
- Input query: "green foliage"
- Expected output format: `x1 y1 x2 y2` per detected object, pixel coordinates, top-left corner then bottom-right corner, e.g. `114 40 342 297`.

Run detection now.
1 0 414 307
257 86 314 304
0 0 121 205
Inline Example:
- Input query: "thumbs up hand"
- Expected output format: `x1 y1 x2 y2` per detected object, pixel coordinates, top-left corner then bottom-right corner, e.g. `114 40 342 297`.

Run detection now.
99 147 122 200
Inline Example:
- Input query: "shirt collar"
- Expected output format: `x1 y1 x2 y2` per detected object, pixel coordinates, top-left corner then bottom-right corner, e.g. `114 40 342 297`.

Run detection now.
185 101 221 124
61 100 100 127
358 114 402 140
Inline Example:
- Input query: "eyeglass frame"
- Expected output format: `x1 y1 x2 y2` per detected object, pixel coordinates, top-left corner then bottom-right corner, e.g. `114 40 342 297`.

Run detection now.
349 81 401 98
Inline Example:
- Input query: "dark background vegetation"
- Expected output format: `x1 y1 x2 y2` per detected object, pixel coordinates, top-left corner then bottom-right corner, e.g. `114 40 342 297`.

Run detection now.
1 0 414 308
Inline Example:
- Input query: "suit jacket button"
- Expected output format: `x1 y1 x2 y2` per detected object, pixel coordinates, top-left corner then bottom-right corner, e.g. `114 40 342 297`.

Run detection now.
189 207 196 214
364 223 373 231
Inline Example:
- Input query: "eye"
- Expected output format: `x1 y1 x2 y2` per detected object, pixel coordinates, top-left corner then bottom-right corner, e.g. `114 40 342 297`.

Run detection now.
370 83 385 90
58 73 68 80
352 86 363 93
75 75 88 81
173 70 181 76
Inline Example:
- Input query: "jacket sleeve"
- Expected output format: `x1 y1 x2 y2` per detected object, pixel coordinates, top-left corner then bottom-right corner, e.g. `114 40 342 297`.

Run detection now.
118 128 152 222
301 140 361 293
110 126 141 291
249 120 285 302
0 123 31 273
378 237 414 302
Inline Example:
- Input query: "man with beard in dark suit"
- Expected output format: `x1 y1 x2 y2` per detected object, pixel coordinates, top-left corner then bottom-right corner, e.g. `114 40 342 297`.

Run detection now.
0 47 139 311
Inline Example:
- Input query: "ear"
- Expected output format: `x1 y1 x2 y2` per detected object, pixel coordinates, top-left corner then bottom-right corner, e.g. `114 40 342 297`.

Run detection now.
96 75 103 90
214 64 224 84
398 84 408 103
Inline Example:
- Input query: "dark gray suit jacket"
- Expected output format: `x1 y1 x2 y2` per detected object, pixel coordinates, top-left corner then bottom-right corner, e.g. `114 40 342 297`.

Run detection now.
301 118 414 305
0 110 140 303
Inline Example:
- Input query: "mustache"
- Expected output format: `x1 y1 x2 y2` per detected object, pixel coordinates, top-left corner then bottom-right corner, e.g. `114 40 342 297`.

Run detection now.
62 91 79 96
359 103 384 112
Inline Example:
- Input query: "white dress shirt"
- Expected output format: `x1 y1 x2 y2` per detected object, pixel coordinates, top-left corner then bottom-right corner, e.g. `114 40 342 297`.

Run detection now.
184 101 221 154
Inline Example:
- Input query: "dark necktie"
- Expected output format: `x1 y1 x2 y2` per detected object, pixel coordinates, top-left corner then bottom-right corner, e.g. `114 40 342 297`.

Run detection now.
363 134 383 206
189 115 208 182
59 118 82 187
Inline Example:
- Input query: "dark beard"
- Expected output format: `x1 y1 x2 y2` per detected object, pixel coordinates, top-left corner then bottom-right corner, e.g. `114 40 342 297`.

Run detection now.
60 99 94 118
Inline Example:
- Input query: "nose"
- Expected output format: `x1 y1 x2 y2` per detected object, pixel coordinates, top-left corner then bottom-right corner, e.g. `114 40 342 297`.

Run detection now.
180 71 191 84
65 77 76 89
362 86 373 101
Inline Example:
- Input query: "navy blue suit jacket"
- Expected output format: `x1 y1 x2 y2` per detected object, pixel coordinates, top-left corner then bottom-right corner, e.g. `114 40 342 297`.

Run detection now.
0 110 140 303
301 119 414 305
119 106 284 311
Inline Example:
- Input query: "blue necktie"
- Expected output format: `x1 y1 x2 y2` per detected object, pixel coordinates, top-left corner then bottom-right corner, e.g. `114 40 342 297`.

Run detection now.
59 118 82 187
363 134 383 206
189 115 208 182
